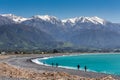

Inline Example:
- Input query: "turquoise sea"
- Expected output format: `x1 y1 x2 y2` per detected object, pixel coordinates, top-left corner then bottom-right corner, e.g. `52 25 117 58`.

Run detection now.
39 53 120 75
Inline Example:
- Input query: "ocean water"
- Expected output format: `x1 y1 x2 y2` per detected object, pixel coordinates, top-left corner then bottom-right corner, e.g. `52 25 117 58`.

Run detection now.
39 53 120 75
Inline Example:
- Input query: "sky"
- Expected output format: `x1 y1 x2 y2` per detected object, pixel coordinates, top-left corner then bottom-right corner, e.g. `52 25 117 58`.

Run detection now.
0 0 120 23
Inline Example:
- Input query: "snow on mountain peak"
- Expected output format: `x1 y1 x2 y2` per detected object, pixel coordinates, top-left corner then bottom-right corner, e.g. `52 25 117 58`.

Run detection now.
2 14 14 17
1 14 27 23
33 15 58 21
62 18 76 23
32 15 61 24
0 14 108 25
90 16 105 24
62 16 106 25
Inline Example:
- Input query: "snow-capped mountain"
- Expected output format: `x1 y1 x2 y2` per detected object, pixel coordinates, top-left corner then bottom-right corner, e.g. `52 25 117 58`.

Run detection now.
62 16 107 25
0 14 120 50
32 15 62 24
1 14 27 23
0 14 109 26
22 15 65 41
0 14 109 25
0 15 15 25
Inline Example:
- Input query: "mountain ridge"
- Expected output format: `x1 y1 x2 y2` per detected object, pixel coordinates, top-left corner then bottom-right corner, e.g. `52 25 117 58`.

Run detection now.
0 14 120 51
0 14 110 25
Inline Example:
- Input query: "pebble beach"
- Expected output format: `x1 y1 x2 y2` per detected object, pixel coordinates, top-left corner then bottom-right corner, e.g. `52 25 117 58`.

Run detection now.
0 53 120 80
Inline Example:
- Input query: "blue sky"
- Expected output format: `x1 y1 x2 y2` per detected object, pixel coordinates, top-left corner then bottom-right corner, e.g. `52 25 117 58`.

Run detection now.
0 0 120 22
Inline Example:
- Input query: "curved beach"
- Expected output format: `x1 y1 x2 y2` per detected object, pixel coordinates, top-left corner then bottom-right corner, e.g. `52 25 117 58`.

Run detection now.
0 53 120 80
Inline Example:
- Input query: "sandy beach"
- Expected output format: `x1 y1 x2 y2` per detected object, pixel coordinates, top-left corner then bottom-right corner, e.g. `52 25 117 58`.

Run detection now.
0 53 120 80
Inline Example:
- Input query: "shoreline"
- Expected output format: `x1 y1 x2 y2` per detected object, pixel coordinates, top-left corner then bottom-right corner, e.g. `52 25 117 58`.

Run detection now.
31 52 120 75
1 53 120 79
31 57 98 74
28 53 120 79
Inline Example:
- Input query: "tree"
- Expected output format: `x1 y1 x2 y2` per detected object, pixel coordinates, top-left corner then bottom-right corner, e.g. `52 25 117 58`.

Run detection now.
53 49 59 53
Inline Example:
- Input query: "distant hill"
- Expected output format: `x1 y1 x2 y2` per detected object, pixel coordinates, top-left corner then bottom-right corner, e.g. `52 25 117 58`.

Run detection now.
0 24 59 50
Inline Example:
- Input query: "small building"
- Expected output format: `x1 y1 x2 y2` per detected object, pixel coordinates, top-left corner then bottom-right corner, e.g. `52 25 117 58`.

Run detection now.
41 52 45 54
1 51 6 55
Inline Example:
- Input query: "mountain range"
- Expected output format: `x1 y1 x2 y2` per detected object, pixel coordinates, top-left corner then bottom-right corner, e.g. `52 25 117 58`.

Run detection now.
0 14 120 51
